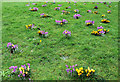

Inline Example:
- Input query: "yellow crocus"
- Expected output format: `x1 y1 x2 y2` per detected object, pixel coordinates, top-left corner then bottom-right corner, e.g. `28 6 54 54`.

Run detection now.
85 69 88 73
38 30 41 33
27 66 29 71
40 40 42 43
76 68 78 71
60 23 63 25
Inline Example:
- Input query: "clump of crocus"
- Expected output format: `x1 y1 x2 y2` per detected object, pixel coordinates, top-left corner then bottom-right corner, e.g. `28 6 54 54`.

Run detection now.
40 13 50 18
94 6 98 9
9 66 17 73
37 30 48 37
91 26 109 36
93 11 98 14
107 10 111 13
62 10 70 15
54 7 60 10
85 67 95 77
101 19 110 23
7 42 18 53
29 7 38 11
63 30 71 37
55 19 68 26
25 24 36 29
66 64 77 76
85 20 94 26
18 63 31 80
65 6 71 9
73 14 81 19
87 10 91 13
74 9 79 13
42 4 47 7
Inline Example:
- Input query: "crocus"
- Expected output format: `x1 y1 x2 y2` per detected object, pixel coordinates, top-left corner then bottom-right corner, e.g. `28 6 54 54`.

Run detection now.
42 4 47 7
63 30 71 36
74 9 79 13
66 65 68 68
7 42 12 48
73 14 81 19
9 66 17 73
54 7 60 10
97 26 103 29
58 4 62 6
32 3 37 5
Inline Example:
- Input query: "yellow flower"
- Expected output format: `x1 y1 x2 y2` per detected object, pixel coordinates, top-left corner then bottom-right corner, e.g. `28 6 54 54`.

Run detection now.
38 30 41 33
44 14 47 17
86 74 89 76
79 67 83 70
81 71 84 73
19 68 22 71
68 12 70 13
89 70 92 73
92 70 95 72
40 40 42 43
60 23 63 25
78 73 82 76
40 16 41 17
102 15 105 17
76 68 78 71
88 67 90 70
12 44 14 47
27 66 29 71
65 32 67 33
107 29 109 32
104 29 106 31
26 72 28 74
85 69 88 73
23 69 25 74
31 9 34 11
74 10 76 12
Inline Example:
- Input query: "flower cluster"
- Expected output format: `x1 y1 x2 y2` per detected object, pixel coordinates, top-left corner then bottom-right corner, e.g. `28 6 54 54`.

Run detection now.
93 11 98 14
73 14 81 19
87 10 91 13
37 30 48 37
29 7 38 11
101 19 110 23
62 10 70 15
107 10 111 13
40 13 50 18
66 64 77 74
55 19 68 25
85 67 95 77
76 67 84 76
63 30 71 37
74 9 79 13
65 6 71 9
94 6 98 9
85 20 94 26
18 63 30 80
7 42 18 53
25 24 36 29
9 66 17 73
54 7 60 10
58 4 62 7
42 4 47 7
91 26 109 36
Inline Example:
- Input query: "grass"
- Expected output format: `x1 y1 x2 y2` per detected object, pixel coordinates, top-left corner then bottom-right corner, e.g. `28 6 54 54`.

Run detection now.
2 2 118 80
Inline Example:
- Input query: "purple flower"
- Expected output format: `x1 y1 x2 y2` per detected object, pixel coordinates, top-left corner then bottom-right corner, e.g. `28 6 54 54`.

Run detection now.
66 69 70 72
72 65 74 68
9 66 17 73
63 30 71 35
26 4 30 6
7 42 12 48
55 20 62 23
68 6 71 8
18 75 20 77
73 68 75 71
99 30 105 34
97 26 103 29
87 10 91 13
20 71 22 74
33 7 38 11
62 19 68 23
73 14 81 19
42 4 47 7
75 64 77 66
85 20 94 24
27 63 30 67
70 66 71 68
58 4 62 6
32 3 36 5
74 1 77 3
100 2 103 3
109 2 111 4
29 78 31 80
70 70 72 73
23 74 25 77
54 7 60 10
66 65 68 68
40 13 45 16
97 3 99 4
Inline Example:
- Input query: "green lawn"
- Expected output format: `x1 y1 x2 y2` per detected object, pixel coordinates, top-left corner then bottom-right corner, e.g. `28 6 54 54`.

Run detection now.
2 2 118 80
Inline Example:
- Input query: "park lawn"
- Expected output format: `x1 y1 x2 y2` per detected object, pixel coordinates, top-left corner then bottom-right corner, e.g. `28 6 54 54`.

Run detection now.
2 2 118 80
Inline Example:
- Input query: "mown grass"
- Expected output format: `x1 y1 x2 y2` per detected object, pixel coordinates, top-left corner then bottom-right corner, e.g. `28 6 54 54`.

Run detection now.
2 2 118 80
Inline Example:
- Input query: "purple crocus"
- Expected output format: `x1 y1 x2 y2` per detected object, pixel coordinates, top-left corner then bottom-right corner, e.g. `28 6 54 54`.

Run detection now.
62 19 68 23
32 3 37 5
23 74 25 77
73 14 81 19
97 26 103 29
85 20 94 24
99 30 105 34
9 66 17 73
26 4 30 6
87 10 91 13
68 6 71 8
74 9 79 12
97 3 99 4
55 20 62 23
109 2 111 4
63 30 71 35
7 42 12 48
40 13 45 16
29 78 31 80
54 7 60 10
66 69 70 73
58 4 62 6
33 7 38 11
42 4 47 7
100 2 103 3
18 75 20 77
66 65 68 68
